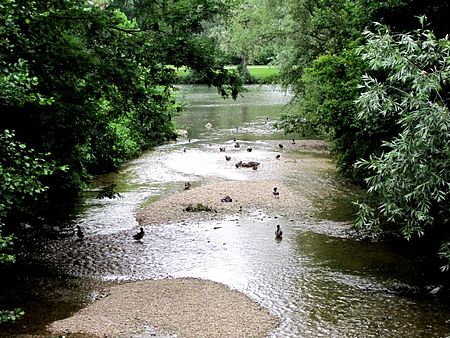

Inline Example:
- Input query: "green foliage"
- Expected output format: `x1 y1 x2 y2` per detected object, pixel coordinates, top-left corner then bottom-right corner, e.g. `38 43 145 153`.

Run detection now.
439 241 450 272
1 0 241 208
0 308 24 324
176 65 278 84
0 129 58 324
354 22 450 268
0 231 14 264
278 51 372 177
184 203 216 212
207 0 279 77
0 130 60 223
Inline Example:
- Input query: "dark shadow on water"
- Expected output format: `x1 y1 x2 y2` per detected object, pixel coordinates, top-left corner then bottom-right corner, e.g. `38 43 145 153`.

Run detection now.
0 263 108 337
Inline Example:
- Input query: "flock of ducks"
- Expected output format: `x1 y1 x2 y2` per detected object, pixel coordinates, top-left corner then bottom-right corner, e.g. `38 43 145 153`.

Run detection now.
75 136 293 242
214 137 294 169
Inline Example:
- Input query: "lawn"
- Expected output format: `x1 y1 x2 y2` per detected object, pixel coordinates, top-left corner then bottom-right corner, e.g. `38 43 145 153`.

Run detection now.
174 65 279 84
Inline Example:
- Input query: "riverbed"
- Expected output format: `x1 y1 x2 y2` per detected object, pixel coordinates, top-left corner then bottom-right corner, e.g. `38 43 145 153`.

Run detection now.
1 85 450 337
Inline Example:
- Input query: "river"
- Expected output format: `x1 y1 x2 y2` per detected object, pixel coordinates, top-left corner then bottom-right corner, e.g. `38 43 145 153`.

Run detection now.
1 85 449 337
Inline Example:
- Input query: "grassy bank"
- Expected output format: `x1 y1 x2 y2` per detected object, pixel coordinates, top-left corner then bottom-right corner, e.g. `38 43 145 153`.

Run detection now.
175 65 279 84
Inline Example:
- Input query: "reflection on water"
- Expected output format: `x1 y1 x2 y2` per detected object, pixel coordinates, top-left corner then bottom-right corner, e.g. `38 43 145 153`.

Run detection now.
2 85 450 338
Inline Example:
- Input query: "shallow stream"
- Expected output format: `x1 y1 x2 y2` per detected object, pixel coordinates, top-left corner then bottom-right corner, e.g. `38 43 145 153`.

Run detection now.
1 85 449 337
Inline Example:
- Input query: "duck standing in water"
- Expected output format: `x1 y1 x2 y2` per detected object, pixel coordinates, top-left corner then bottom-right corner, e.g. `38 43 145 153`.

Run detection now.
133 227 145 241
275 225 283 239
76 225 84 240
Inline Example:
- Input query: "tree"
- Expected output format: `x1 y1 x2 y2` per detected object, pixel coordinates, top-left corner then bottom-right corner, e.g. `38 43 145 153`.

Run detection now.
1 0 241 220
354 21 450 270
207 0 278 81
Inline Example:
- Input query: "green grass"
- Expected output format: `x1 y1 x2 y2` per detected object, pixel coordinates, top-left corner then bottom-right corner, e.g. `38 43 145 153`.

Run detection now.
245 65 280 80
173 65 279 84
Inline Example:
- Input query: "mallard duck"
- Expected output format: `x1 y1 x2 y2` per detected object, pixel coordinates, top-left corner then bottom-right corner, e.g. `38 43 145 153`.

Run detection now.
219 147 226 152
273 187 279 197
247 147 252 152
234 142 240 148
278 143 284 149
184 182 192 190
133 227 145 241
276 154 281 159
225 155 231 161
275 225 283 239
235 160 243 168
76 225 84 240
291 139 296 145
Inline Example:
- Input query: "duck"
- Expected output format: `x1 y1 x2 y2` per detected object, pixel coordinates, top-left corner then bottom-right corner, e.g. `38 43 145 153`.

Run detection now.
278 143 284 149
291 139 296 145
219 147 226 152
133 227 145 241
276 154 281 159
225 155 231 161
234 142 240 148
247 147 252 152
273 187 280 198
76 225 84 240
241 161 260 168
235 160 243 168
184 182 192 190
221 195 233 202
275 225 283 239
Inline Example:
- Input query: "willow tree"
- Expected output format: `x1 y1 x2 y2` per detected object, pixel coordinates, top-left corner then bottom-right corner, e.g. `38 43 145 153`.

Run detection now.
354 21 450 270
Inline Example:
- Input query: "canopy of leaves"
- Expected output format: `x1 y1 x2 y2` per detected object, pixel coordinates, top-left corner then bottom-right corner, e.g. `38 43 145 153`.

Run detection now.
354 22 450 269
0 0 241 228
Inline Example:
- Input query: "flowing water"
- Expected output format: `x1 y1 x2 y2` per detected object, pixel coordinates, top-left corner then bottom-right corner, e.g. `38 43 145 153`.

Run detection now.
1 85 450 337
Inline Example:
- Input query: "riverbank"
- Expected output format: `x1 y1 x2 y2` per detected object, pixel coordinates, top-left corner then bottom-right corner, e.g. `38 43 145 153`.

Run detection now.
48 278 279 338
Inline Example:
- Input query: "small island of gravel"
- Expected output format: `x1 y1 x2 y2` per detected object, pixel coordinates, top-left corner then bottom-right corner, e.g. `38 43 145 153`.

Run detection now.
49 278 279 338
